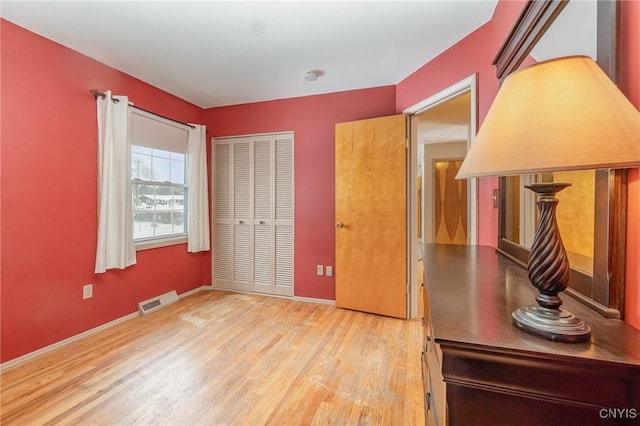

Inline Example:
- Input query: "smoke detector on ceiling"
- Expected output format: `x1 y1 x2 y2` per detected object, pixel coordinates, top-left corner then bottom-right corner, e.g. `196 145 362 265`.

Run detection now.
304 70 320 81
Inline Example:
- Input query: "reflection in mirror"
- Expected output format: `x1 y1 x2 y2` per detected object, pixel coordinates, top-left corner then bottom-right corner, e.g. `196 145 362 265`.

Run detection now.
530 0 597 61
504 176 520 244
506 171 595 276
554 170 595 275
504 174 536 248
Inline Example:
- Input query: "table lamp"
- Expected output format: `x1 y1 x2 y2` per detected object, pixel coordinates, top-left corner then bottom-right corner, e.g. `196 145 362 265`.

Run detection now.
457 55 640 343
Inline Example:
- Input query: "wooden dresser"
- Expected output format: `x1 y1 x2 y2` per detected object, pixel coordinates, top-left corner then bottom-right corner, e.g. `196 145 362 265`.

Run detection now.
421 244 640 426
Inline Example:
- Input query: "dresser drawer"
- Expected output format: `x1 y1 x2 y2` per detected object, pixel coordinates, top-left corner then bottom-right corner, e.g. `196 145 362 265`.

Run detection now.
421 351 435 426
426 340 446 425
423 311 447 426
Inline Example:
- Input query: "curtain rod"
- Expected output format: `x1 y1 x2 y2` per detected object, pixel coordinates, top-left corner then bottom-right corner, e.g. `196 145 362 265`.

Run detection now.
89 89 196 129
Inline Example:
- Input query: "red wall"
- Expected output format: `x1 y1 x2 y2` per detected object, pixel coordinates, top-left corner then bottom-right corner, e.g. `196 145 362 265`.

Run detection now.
204 87 397 300
0 19 210 362
620 0 640 330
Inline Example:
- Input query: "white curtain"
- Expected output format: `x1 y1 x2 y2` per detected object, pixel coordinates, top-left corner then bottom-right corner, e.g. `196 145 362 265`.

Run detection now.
95 91 136 273
187 124 210 252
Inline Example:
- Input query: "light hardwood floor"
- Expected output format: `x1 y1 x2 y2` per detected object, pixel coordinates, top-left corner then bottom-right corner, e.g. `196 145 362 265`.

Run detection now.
1 290 424 425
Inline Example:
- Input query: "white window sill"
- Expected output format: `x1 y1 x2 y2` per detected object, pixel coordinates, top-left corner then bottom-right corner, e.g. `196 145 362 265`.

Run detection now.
135 235 188 251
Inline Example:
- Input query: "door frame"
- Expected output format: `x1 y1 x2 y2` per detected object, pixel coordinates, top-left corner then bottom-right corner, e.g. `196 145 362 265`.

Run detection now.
403 74 478 318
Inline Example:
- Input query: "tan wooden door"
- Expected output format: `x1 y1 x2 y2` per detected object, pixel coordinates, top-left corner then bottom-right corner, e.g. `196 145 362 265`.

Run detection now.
335 114 407 318
434 160 468 244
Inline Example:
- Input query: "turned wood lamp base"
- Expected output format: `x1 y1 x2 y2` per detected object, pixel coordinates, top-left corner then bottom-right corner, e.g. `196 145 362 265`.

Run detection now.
512 182 591 343
512 305 591 343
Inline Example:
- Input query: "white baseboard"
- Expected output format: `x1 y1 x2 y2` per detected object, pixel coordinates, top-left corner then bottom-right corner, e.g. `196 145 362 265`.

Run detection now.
0 285 209 371
209 287 336 306
179 285 210 298
293 296 336 305
210 287 292 299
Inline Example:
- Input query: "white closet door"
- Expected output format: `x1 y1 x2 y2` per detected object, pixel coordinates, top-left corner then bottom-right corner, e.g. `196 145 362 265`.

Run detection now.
253 136 273 294
274 134 294 296
233 139 252 292
213 132 293 296
213 143 232 289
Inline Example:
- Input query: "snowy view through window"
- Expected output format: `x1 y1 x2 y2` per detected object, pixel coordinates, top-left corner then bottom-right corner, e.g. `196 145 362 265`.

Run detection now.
132 145 187 240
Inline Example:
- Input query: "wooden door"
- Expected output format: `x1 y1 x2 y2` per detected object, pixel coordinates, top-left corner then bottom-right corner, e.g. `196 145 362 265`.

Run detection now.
335 114 407 318
433 160 468 245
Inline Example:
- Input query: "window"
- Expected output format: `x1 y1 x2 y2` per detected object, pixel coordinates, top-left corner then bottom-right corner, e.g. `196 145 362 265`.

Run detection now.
130 109 189 248
132 146 187 240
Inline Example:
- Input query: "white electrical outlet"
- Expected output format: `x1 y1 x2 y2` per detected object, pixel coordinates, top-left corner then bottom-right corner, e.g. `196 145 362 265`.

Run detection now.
316 265 324 276
83 284 93 299
326 266 333 277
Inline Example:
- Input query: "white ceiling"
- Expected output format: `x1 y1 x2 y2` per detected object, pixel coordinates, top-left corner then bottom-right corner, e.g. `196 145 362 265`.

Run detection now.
0 0 498 108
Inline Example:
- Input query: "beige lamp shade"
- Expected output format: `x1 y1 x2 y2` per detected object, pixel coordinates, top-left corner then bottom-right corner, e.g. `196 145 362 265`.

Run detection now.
457 55 640 178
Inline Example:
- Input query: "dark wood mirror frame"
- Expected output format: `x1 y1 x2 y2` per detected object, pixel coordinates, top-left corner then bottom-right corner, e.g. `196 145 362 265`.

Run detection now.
492 0 626 318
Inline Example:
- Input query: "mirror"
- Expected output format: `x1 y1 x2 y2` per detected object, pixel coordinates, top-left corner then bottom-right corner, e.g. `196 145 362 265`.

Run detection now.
494 0 625 318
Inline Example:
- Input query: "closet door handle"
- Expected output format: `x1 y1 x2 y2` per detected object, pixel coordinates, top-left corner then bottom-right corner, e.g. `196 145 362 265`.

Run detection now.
239 220 244 224
259 221 265 225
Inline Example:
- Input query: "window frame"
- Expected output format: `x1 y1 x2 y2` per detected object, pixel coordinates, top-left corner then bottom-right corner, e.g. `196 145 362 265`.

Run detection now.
130 109 190 251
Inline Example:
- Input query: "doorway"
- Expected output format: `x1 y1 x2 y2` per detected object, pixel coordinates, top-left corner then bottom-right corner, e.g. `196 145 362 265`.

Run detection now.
404 75 478 318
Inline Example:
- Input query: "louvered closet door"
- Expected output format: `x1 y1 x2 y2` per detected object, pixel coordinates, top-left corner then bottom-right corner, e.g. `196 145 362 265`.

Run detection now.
274 134 293 297
233 139 252 292
213 132 294 296
213 143 232 289
252 136 273 294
